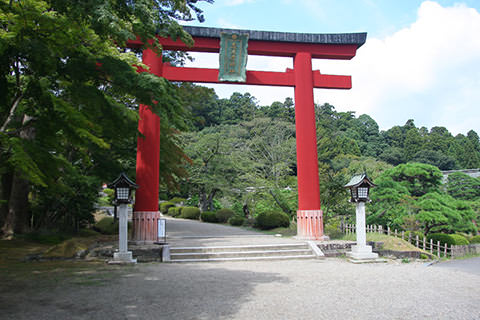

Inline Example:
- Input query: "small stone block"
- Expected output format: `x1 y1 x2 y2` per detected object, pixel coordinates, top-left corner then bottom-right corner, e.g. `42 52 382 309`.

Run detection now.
110 251 137 264
348 258 388 264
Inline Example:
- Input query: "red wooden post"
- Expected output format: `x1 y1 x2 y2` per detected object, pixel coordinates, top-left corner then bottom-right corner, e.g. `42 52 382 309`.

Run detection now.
294 52 324 240
132 48 163 243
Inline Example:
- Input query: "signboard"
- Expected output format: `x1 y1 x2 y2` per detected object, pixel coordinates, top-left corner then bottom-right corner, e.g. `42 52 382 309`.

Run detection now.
157 219 166 243
219 32 249 82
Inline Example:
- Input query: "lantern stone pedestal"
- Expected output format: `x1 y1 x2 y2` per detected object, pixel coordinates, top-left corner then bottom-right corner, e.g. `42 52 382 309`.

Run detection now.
346 202 379 262
109 203 136 264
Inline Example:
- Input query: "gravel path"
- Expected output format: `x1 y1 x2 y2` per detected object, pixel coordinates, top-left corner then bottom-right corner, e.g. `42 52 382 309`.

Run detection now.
2 258 479 320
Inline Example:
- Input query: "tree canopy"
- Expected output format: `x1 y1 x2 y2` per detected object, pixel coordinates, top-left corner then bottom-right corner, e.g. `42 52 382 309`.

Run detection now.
0 0 211 238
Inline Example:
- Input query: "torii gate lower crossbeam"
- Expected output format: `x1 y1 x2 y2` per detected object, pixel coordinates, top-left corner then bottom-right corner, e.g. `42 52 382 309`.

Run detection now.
128 26 366 243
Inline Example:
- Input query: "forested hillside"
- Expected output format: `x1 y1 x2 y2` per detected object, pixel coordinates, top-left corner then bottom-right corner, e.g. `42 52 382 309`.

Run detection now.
174 83 480 235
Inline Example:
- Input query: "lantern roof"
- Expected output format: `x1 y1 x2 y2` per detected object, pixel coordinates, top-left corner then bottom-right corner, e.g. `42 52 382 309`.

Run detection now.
344 174 376 189
108 172 139 189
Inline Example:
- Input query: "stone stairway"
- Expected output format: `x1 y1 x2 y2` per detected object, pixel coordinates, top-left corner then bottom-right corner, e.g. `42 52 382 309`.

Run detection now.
166 242 323 263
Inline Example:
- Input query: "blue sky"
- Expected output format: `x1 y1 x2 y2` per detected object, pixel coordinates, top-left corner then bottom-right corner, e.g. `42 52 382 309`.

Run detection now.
184 1 480 135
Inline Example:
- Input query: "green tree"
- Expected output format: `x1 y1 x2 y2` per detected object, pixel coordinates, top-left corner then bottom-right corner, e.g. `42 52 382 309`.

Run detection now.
411 150 457 170
446 172 480 201
384 163 443 197
416 192 476 235
0 0 211 238
181 125 247 211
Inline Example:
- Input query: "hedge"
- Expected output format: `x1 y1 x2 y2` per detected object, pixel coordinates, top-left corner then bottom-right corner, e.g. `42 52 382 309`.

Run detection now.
167 207 182 217
160 202 175 214
427 233 470 246
201 211 217 223
180 207 201 220
215 208 235 223
470 235 480 244
255 210 290 230
169 197 186 204
228 215 245 226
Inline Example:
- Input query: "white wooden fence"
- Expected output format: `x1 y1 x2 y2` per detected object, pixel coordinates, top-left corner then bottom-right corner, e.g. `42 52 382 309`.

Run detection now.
342 224 454 258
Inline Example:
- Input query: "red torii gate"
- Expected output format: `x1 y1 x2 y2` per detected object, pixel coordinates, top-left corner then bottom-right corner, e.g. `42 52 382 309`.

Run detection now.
128 26 366 243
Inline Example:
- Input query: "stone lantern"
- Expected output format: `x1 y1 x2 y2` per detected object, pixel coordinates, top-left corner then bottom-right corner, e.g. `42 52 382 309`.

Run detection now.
344 174 379 262
108 173 138 264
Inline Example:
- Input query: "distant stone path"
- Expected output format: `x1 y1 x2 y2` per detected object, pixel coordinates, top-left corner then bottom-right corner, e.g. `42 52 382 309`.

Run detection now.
432 256 480 276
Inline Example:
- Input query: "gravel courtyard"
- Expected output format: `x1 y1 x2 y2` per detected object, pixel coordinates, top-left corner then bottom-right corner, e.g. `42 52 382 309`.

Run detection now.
2 257 479 320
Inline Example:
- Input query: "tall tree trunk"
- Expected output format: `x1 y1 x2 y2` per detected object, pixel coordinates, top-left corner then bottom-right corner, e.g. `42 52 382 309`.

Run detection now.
1 172 30 239
0 172 12 230
1 115 34 239
206 189 217 211
199 188 208 212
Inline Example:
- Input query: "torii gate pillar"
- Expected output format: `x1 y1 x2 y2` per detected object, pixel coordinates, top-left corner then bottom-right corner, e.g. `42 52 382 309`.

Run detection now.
294 52 324 240
132 48 163 244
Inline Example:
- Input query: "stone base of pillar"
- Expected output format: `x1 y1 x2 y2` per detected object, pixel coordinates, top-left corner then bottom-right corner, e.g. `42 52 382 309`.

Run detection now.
109 251 137 264
295 210 326 241
347 245 379 260
132 211 163 244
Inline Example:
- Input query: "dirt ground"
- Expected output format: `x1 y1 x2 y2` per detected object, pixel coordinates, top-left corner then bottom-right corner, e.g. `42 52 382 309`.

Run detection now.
1 253 479 320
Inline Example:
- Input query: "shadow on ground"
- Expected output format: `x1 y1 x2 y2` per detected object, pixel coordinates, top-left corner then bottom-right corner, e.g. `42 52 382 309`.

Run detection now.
0 261 288 320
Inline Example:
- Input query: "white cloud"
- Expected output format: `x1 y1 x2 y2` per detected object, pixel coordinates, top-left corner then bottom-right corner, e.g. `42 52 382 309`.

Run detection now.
315 1 480 134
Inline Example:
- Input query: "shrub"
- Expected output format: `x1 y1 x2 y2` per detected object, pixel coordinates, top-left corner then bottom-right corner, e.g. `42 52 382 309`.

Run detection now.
215 208 235 223
167 207 182 217
470 235 480 244
228 215 245 226
255 210 290 230
180 207 201 220
94 217 118 235
78 229 100 237
160 202 175 214
450 234 470 245
201 211 218 223
169 197 186 204
324 218 343 239
404 231 425 243
427 233 470 246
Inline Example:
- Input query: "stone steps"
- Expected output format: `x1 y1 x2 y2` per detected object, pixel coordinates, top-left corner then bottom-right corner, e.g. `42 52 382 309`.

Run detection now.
167 243 322 263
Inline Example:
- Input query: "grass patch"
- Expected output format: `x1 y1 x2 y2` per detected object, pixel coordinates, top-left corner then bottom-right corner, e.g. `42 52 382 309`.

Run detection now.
340 233 426 252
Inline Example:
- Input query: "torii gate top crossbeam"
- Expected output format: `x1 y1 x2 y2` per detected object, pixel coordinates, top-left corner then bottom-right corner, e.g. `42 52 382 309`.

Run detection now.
129 26 366 60
127 26 367 89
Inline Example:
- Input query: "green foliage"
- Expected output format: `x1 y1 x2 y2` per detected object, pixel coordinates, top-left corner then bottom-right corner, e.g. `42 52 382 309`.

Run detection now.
228 215 245 226
31 171 98 232
0 0 212 236
167 207 182 217
416 193 477 235
160 202 175 214
200 211 217 223
215 208 235 223
254 210 290 230
404 230 425 242
450 234 470 245
169 197 186 204
78 229 100 238
324 218 343 239
22 231 71 245
446 172 480 201
470 235 480 244
94 217 118 235
180 206 200 220
384 163 443 197
427 233 470 246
